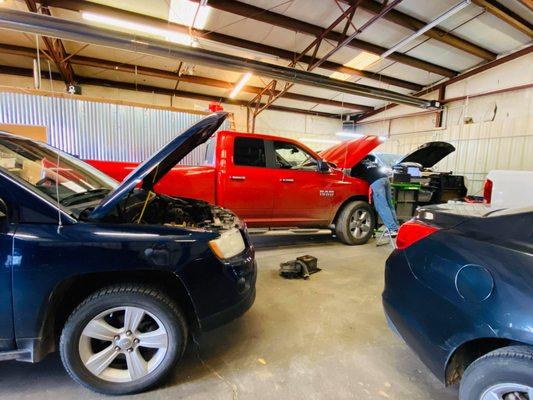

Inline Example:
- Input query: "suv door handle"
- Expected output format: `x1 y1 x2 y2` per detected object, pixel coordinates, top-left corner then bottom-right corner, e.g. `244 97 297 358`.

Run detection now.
230 175 246 181
280 178 294 183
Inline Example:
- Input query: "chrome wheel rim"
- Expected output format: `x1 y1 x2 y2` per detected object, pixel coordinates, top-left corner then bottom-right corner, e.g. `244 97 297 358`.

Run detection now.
79 306 168 383
349 209 371 239
481 383 533 400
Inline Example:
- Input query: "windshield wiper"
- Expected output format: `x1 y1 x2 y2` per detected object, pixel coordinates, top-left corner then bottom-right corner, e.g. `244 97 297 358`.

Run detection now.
61 188 110 206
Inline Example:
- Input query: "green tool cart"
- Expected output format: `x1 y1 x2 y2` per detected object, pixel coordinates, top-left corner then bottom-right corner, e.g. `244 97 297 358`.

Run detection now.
391 182 421 221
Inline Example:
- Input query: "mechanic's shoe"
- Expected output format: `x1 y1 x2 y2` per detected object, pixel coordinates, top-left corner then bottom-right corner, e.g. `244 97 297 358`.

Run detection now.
389 230 398 238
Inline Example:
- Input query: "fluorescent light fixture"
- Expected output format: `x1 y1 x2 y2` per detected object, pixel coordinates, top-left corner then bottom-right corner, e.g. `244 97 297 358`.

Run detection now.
82 12 194 46
168 0 211 30
345 52 381 70
229 72 252 98
329 51 381 81
336 132 364 138
82 0 212 47
381 0 471 59
299 138 341 145
330 71 351 81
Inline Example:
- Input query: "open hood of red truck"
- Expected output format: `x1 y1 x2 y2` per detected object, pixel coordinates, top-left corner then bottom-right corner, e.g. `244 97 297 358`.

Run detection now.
89 112 227 220
321 135 383 169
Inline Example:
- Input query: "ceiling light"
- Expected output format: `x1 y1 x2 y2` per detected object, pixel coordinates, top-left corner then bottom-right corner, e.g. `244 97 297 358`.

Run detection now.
229 72 252 98
336 132 364 138
381 0 471 59
83 1 212 46
345 52 381 70
168 0 211 30
329 51 381 81
82 12 195 46
330 71 351 81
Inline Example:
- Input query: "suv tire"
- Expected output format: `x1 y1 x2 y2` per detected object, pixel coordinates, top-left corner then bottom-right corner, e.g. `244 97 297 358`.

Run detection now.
60 284 187 395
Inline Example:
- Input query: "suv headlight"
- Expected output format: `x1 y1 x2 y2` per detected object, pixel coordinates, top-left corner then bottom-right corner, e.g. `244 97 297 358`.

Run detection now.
208 228 246 260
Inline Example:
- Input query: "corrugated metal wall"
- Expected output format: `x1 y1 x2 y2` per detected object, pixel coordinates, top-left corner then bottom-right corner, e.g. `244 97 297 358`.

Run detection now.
0 92 228 165
374 113 533 196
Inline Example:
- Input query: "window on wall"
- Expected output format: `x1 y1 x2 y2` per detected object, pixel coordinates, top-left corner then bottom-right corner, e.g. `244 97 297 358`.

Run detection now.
233 137 266 167
273 141 317 171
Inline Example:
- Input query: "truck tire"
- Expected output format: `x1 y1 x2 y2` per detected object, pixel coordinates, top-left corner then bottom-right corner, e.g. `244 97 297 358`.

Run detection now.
335 201 375 245
459 345 533 400
60 284 187 395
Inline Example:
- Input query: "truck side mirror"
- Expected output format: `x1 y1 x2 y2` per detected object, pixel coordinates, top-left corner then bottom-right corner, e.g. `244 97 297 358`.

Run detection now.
317 160 330 173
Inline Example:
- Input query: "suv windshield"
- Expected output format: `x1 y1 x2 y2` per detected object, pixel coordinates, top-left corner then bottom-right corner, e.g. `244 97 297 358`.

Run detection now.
0 133 117 211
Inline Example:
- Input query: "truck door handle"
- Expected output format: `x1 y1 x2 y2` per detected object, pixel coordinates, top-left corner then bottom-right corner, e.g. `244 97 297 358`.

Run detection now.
230 175 246 181
280 178 294 183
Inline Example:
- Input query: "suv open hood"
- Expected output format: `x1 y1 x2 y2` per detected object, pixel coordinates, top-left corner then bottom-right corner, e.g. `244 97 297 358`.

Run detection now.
320 135 382 169
398 141 455 168
89 112 227 220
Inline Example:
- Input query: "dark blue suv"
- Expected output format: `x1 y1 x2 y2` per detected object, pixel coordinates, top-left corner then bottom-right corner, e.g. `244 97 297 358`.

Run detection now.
0 112 256 395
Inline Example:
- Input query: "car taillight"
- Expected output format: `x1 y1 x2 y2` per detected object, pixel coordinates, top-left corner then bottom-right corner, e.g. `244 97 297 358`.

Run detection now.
483 179 493 204
396 221 439 250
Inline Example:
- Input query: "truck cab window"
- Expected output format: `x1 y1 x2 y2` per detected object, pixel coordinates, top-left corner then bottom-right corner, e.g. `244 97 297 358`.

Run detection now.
234 137 266 167
273 141 317 171
204 137 216 165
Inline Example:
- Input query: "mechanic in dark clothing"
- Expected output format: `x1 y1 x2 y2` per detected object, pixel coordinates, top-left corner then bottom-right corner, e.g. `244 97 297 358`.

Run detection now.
352 155 399 235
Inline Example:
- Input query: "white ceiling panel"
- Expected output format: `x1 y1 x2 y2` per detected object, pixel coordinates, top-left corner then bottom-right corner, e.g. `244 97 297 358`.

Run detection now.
497 0 533 23
0 54 35 70
403 39 482 71
451 12 532 54
394 0 461 22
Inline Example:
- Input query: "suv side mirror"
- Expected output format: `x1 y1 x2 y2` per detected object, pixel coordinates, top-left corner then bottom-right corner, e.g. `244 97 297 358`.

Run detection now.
317 159 330 173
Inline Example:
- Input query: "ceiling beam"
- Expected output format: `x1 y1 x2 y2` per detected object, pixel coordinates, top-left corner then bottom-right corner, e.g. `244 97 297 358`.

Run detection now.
0 42 372 111
247 0 402 120
0 64 341 118
192 0 458 76
338 0 497 60
41 0 424 91
471 0 533 37
0 8 434 108
355 44 533 120
24 0 76 85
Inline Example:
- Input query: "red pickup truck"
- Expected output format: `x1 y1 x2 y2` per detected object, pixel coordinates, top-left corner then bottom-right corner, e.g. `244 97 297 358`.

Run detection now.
88 131 383 245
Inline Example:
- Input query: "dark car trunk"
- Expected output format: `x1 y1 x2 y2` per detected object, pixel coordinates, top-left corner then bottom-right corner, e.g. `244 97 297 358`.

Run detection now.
416 203 491 229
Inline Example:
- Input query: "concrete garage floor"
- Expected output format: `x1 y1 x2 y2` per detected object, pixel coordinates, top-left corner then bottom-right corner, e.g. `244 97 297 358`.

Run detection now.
0 232 457 400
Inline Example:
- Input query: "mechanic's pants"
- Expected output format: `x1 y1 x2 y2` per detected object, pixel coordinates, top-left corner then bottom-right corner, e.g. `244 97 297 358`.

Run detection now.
371 177 399 232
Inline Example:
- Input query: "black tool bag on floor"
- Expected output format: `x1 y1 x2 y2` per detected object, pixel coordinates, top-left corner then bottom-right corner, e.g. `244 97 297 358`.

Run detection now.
279 255 320 279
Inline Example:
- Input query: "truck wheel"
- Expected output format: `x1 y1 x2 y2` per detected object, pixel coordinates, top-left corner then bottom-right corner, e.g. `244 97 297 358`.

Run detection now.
459 345 533 400
335 201 375 245
60 284 187 395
